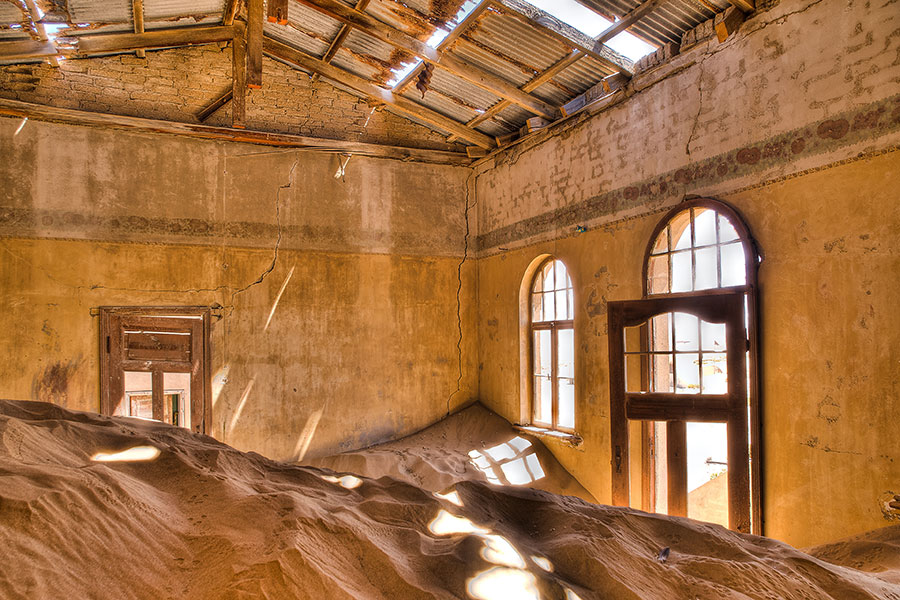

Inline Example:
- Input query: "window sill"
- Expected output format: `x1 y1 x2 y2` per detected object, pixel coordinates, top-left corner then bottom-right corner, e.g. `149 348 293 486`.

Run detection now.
514 425 583 448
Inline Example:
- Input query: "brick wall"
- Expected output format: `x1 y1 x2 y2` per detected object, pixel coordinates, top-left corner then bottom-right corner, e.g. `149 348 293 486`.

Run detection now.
0 44 463 152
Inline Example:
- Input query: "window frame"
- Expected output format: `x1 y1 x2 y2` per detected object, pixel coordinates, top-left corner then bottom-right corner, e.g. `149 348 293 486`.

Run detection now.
528 257 576 433
608 198 762 535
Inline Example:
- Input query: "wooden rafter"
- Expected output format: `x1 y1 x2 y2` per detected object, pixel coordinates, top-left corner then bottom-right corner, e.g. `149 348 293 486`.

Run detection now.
393 0 492 93
310 0 370 84
223 0 241 25
22 0 58 66
263 36 496 149
293 0 559 120
247 0 263 88
728 0 754 12
0 98 471 164
232 21 247 128
197 88 234 122
0 39 57 61
75 25 235 55
132 0 145 58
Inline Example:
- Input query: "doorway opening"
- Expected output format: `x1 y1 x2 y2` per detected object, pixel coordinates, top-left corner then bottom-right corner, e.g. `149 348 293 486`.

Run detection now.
99 307 212 434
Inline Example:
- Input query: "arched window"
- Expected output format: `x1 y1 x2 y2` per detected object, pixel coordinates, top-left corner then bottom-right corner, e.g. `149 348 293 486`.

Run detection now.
608 199 760 534
529 258 575 432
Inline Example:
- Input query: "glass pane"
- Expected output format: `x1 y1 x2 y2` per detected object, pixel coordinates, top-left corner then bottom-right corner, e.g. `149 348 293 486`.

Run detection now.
534 330 551 376
700 320 726 352
701 353 728 394
671 251 692 293
532 271 543 293
555 260 569 291
542 262 555 293
163 372 191 429
566 289 574 320
624 324 643 354
647 255 669 294
672 212 692 250
694 246 718 290
720 243 746 287
718 214 739 242
673 312 699 351
556 290 569 320
651 313 672 352
557 329 574 378
693 209 717 246
535 376 552 423
542 291 555 321
531 293 543 322
653 422 668 515
675 353 700 394
651 354 673 392
558 379 574 428
687 422 728 528
122 371 152 418
651 227 669 255
626 354 644 393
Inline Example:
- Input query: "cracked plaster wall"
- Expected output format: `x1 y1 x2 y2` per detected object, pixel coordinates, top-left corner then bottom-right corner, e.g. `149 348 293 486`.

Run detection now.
473 0 900 548
0 117 477 460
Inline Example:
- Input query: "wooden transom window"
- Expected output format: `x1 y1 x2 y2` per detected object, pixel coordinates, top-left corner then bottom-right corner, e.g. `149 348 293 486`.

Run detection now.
608 199 761 535
530 258 575 431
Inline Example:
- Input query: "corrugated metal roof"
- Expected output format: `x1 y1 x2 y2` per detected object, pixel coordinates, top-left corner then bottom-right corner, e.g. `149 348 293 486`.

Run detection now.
575 0 727 46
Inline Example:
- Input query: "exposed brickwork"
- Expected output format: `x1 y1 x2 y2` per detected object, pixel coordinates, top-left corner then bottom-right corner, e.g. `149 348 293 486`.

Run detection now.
0 44 464 151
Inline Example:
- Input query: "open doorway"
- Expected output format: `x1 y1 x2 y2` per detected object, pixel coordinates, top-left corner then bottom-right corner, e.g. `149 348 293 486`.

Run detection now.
99 307 212 434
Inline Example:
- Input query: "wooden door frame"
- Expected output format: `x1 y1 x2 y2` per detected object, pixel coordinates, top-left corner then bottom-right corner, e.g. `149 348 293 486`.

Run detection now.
99 306 212 435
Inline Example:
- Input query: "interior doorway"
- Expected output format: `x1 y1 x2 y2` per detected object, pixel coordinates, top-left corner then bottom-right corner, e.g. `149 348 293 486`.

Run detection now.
99 307 212 434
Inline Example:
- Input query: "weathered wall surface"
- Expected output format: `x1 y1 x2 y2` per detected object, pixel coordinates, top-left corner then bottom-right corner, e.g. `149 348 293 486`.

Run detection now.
0 117 476 460
474 0 900 548
0 45 462 151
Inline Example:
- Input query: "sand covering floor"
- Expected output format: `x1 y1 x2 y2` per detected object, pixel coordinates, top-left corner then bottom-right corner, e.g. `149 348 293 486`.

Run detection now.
1 399 898 600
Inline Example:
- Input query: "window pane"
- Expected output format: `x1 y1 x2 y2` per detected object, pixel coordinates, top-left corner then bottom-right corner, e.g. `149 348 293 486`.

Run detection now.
701 353 728 394
535 376 552 423
534 330 551 376
542 262 555 293
687 422 728 528
122 371 152 418
557 328 574 378
672 212 692 250
163 372 191 429
647 255 669 294
700 320 726 352
718 214 739 242
675 353 700 394
651 313 672 352
654 422 668 515
651 354 673 392
671 251 692 293
531 292 543 322
542 291 555 321
558 379 575 428
720 243 746 287
566 289 574 320
694 246 718 290
555 260 569 291
693 208 717 246
626 354 644 393
651 227 669 255
532 271 543 293
556 289 569 320
673 312 699 351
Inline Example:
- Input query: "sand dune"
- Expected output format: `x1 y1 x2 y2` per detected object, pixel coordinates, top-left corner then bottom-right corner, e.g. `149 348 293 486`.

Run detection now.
1 399 898 600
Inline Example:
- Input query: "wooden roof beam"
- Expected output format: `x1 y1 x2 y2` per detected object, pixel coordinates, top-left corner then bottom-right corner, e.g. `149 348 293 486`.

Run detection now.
0 98 471 165
223 0 241 25
23 0 59 66
247 0 263 87
132 0 145 58
0 39 57 61
728 0 754 12
311 0 371 83
393 0 492 93
263 36 495 149
232 21 247 128
489 0 634 75
292 0 559 120
75 25 235 55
